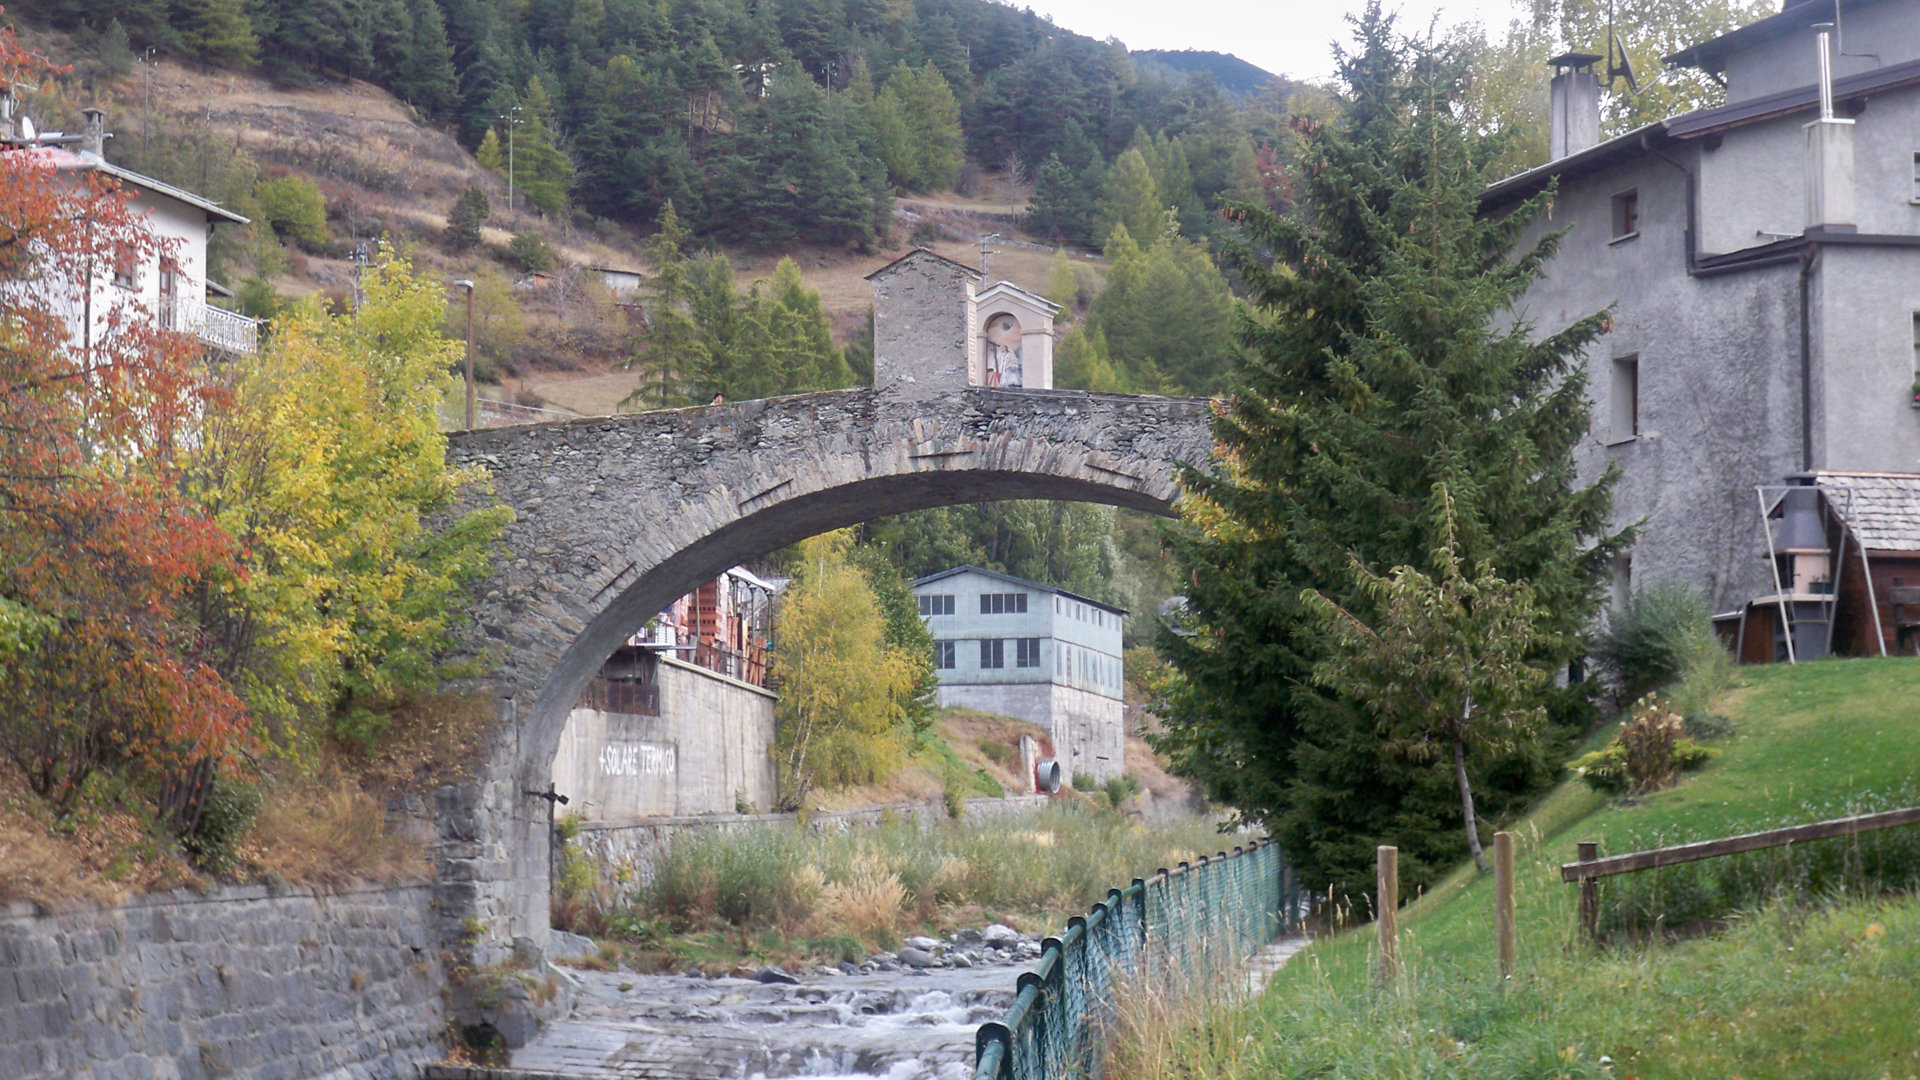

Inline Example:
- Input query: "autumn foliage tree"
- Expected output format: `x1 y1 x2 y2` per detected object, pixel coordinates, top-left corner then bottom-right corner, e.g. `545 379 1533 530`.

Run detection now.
770 531 922 810
0 27 245 815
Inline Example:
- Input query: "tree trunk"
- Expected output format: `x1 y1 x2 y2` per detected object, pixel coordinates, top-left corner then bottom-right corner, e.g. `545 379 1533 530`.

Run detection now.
1454 735 1486 873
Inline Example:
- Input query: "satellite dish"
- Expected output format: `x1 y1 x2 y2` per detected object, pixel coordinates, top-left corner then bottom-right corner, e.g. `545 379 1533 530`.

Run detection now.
19 115 34 141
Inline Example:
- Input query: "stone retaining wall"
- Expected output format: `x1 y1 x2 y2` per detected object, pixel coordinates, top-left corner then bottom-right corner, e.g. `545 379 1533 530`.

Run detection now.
0 882 444 1080
564 795 1052 888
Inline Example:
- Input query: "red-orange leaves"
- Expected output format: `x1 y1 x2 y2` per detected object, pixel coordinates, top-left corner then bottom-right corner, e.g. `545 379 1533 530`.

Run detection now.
0 22 245 812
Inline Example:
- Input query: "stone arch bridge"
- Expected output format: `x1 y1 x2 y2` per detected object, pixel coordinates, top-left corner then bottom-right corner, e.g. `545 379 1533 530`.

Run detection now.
437 386 1213 962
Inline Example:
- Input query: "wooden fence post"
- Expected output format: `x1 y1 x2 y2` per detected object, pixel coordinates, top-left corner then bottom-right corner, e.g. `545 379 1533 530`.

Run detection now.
1577 841 1599 943
1376 844 1398 984
1493 831 1515 980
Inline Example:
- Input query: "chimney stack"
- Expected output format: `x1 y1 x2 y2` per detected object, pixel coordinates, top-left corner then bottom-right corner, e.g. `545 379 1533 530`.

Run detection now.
1804 24 1856 233
80 108 106 158
1548 52 1603 160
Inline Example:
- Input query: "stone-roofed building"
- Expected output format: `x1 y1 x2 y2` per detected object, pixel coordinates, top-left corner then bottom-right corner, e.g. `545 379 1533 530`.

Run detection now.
866 248 1060 397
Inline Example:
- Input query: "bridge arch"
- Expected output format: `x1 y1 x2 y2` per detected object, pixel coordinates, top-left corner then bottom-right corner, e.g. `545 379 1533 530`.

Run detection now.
438 386 1212 961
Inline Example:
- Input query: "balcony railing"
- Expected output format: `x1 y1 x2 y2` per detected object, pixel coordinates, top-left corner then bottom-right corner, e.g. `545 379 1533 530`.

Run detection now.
160 298 258 355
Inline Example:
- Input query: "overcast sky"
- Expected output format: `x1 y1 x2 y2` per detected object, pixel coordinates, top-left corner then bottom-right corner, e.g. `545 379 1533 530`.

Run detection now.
1024 0 1530 83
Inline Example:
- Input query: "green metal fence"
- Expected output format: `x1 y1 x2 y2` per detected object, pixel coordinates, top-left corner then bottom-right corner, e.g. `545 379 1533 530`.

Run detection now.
972 836 1298 1080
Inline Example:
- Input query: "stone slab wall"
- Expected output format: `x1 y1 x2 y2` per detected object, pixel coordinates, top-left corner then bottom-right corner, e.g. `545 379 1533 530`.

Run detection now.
0 883 444 1080
563 796 1051 890
550 657 778 821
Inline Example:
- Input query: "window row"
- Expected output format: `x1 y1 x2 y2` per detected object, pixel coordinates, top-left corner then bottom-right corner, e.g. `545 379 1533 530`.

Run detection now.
981 592 1028 614
1053 594 1118 630
918 593 956 617
946 637 1042 670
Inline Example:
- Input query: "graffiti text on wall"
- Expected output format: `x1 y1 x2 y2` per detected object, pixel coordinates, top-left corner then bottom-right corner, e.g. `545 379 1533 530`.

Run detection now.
601 741 677 778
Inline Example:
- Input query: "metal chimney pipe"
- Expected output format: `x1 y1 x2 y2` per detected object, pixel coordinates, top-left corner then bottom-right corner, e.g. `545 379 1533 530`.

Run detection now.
1814 23 1835 120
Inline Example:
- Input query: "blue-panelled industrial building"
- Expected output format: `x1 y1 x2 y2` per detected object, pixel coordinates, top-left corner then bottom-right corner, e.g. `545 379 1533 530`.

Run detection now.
911 566 1126 782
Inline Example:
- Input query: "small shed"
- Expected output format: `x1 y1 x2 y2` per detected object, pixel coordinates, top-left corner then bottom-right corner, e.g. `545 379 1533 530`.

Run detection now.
1720 472 1920 662
592 265 644 295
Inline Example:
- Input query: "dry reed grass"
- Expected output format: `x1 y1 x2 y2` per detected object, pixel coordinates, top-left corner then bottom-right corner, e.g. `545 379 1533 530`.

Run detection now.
249 780 426 886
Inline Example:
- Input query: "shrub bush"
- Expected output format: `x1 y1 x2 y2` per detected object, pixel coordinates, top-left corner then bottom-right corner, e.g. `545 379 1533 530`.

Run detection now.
1594 582 1714 703
506 231 557 272
181 772 261 875
254 174 329 250
1572 695 1717 794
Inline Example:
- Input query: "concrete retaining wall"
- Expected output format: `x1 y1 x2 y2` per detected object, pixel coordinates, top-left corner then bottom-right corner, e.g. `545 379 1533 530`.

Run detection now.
0 883 444 1080
550 657 778 821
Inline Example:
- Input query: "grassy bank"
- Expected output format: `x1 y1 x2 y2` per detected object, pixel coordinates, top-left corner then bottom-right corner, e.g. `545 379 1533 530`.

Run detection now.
1136 658 1920 1080
561 801 1237 973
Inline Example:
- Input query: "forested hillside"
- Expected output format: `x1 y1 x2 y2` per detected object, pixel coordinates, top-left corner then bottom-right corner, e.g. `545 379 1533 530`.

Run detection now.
23 0 1292 248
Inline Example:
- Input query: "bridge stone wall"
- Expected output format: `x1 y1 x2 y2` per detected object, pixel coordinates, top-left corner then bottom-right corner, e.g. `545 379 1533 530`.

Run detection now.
436 386 1213 964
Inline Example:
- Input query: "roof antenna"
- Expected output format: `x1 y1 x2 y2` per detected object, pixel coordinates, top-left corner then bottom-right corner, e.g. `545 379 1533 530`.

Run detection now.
977 232 1001 278
1606 0 1639 94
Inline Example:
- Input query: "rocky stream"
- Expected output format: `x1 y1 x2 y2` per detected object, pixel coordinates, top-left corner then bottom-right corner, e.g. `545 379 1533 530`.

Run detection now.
510 924 1046 1079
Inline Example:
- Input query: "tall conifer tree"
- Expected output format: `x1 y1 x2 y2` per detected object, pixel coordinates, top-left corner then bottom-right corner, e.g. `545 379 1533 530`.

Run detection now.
1154 5 1626 902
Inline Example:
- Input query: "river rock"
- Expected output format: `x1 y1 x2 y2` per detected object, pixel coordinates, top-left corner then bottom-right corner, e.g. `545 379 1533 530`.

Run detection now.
754 965 800 985
897 947 938 968
949 952 973 968
905 935 942 952
549 930 600 963
981 923 1021 947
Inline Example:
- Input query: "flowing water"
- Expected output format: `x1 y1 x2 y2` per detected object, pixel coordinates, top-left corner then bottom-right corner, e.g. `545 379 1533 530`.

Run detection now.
509 962 1019 1080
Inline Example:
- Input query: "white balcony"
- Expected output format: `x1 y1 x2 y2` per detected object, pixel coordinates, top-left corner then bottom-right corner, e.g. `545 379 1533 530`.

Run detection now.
160 298 258 355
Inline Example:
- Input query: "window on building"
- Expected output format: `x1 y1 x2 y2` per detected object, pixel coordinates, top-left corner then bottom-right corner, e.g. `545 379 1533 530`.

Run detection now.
112 242 140 289
933 640 955 669
1611 190 1639 239
1610 555 1633 614
1015 638 1041 667
1610 356 1639 442
1911 313 1920 388
1912 153 1920 201
979 592 1027 614
979 638 1005 669
918 594 955 617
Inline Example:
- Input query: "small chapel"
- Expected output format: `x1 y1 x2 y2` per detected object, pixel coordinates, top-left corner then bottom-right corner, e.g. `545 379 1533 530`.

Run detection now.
865 248 1060 397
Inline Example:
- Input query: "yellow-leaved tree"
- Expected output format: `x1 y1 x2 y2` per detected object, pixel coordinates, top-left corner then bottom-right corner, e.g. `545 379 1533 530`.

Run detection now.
771 531 921 809
191 243 512 749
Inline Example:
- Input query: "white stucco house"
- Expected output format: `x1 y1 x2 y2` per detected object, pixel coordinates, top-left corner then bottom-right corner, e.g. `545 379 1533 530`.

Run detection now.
3 99 257 356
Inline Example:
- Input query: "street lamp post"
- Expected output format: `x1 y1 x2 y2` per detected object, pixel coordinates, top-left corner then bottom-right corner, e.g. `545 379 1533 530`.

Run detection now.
454 279 476 429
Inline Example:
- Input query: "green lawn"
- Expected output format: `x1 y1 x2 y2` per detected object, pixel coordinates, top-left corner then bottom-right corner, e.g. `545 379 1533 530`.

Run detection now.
1175 658 1920 1080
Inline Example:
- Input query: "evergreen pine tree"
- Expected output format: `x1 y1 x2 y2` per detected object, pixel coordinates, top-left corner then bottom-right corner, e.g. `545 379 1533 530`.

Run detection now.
515 77 575 217
1154 6 1626 903
475 127 505 173
624 202 705 409
400 0 460 115
442 186 490 251
1024 154 1078 244
174 0 258 65
1086 210 1235 394
1094 147 1161 248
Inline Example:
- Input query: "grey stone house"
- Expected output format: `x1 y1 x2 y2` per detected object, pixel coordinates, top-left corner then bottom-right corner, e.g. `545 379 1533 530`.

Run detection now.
1487 0 1920 659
